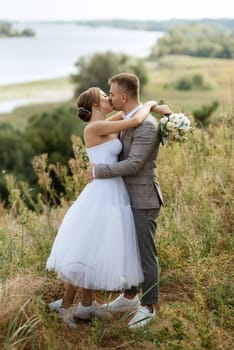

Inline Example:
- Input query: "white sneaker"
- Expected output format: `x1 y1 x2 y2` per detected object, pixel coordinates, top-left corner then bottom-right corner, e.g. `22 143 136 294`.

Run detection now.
74 301 105 320
102 293 139 313
128 305 155 329
48 298 63 312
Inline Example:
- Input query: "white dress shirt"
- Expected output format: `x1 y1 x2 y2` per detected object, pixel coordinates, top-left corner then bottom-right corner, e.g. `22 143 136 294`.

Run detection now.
122 104 143 119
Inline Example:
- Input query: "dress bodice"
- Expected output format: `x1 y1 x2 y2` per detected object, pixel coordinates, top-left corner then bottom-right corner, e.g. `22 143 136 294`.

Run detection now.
86 138 122 163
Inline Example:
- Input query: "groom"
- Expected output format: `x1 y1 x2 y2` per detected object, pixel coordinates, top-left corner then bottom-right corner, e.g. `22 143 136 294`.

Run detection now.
86 72 172 329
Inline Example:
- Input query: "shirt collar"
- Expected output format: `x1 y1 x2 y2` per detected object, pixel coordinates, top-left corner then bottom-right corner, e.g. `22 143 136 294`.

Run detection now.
122 104 143 119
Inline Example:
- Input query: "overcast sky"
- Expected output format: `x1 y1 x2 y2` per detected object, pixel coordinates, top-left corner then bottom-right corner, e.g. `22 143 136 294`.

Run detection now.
1 0 234 21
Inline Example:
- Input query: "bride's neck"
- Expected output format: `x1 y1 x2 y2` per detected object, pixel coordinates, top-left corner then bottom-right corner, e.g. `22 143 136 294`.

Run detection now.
90 112 107 122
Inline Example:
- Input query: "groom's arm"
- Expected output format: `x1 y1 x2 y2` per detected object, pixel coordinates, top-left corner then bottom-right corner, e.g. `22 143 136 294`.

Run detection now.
93 121 158 179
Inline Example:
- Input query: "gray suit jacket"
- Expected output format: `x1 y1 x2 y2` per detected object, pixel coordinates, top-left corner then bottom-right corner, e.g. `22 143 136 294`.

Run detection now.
95 114 163 209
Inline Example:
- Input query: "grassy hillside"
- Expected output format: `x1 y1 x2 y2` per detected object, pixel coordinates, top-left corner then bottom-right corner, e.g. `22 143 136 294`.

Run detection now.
0 56 233 349
0 124 233 349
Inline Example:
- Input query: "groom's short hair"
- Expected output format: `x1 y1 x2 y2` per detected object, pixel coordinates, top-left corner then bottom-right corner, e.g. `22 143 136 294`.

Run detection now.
108 73 140 100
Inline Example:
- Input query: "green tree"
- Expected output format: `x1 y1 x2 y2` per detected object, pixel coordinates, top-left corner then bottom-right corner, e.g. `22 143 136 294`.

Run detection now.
24 107 84 164
71 51 148 97
21 28 35 37
0 107 86 202
0 23 13 36
0 123 35 202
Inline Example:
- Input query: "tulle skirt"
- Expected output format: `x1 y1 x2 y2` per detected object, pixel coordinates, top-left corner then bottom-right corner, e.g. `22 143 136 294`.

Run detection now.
46 176 143 290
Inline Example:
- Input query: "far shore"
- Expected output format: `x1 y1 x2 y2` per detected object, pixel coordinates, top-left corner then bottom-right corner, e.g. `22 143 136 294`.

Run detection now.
0 76 75 113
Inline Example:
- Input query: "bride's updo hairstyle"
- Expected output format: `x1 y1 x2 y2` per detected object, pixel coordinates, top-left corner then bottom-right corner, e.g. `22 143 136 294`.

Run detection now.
77 87 100 122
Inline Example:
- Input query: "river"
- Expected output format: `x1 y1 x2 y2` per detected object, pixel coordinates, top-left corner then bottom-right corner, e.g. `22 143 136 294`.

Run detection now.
0 22 162 112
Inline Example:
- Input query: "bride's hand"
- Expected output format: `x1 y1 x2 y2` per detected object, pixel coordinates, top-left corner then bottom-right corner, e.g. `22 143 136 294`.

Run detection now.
143 100 158 111
86 162 95 182
152 104 173 116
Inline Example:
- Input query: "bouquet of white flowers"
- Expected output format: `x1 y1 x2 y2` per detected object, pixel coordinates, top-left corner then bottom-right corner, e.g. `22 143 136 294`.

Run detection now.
159 113 191 145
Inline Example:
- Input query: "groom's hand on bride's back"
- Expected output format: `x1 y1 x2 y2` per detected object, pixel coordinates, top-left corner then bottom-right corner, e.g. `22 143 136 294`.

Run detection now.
86 163 95 182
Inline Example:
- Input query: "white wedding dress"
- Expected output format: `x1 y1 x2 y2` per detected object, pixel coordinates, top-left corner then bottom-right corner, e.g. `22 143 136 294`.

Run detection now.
46 138 143 291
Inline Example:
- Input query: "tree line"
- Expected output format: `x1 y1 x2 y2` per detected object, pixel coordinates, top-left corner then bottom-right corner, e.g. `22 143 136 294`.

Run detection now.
150 23 234 59
75 19 234 32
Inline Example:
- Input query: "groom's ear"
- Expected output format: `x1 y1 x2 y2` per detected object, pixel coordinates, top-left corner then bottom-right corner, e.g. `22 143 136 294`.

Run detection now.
121 93 127 103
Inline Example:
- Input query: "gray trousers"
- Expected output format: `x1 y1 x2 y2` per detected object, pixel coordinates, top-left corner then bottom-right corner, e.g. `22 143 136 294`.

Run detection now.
124 208 160 305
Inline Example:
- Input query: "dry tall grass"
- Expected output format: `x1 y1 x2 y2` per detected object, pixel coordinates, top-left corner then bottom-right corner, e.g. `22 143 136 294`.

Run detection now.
0 112 233 349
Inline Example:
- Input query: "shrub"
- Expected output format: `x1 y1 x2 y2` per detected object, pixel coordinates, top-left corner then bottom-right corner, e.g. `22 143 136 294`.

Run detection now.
173 73 212 91
193 100 219 127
